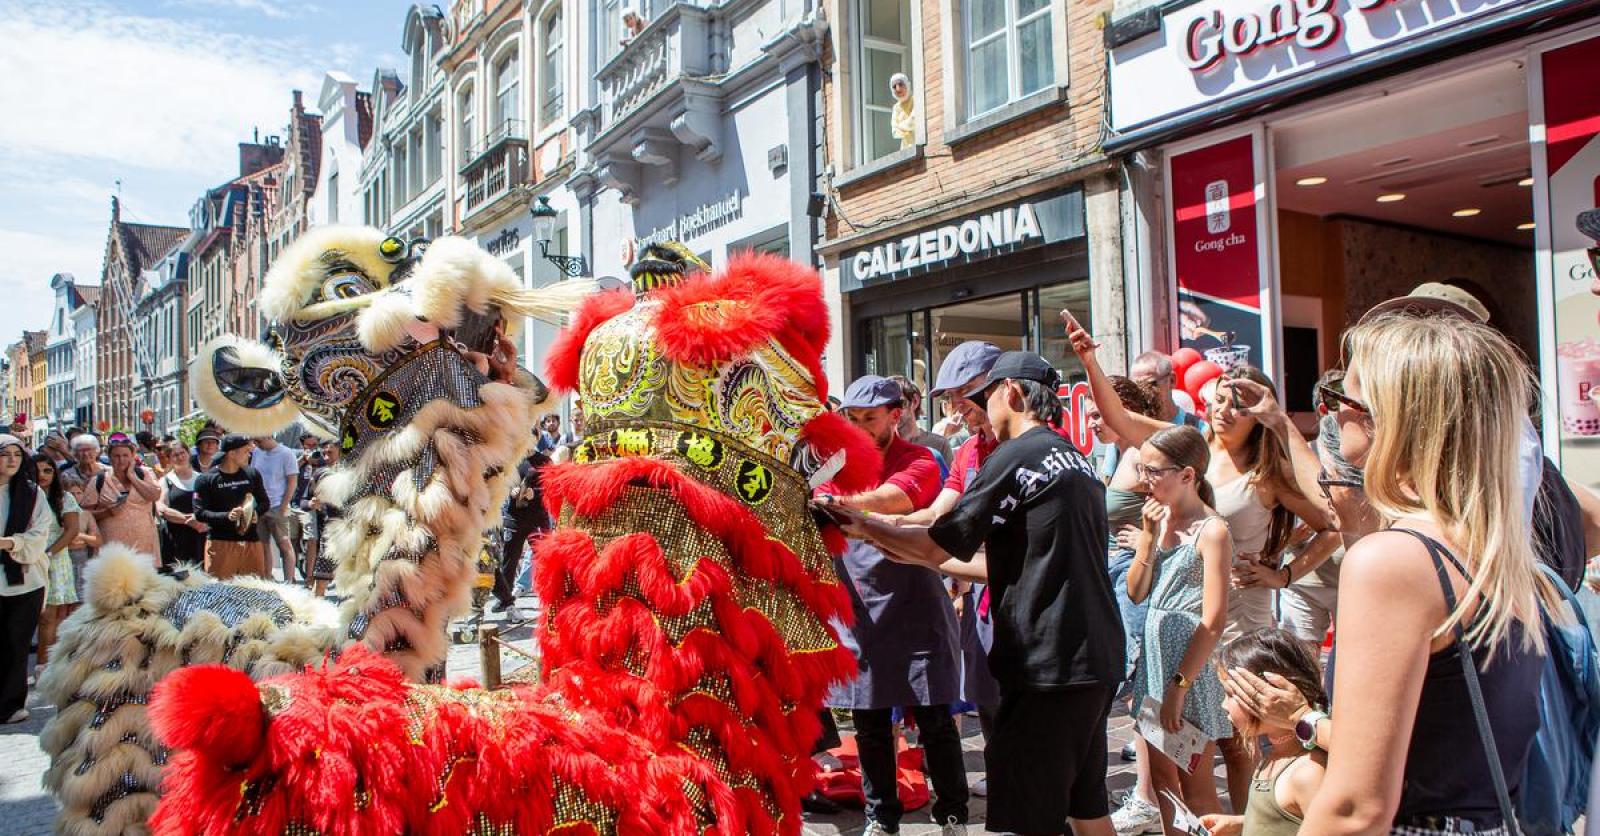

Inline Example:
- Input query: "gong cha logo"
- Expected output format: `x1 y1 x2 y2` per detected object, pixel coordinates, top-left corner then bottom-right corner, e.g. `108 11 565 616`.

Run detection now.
1179 0 1408 73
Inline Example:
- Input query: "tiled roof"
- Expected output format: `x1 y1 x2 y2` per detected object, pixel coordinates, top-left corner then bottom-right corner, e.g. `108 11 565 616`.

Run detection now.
24 330 48 353
118 222 187 276
75 285 101 307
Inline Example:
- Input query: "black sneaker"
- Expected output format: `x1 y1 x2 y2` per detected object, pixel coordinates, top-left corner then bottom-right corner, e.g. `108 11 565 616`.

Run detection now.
799 791 840 815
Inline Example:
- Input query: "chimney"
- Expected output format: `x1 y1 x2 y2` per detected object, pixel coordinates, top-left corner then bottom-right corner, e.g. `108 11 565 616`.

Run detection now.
292 89 303 111
238 140 286 177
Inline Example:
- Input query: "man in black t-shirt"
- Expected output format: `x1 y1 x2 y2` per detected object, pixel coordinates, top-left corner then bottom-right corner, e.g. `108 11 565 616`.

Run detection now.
838 351 1123 836
193 434 271 580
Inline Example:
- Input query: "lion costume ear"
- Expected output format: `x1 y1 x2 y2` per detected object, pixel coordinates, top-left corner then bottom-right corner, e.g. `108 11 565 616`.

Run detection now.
190 336 301 437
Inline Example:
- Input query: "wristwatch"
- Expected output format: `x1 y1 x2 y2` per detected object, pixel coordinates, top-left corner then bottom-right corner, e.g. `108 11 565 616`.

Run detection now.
1295 709 1328 751
1170 672 1191 689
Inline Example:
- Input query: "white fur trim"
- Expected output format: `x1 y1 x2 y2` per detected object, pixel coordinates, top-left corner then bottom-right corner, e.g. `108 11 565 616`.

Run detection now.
259 225 397 322
189 335 302 436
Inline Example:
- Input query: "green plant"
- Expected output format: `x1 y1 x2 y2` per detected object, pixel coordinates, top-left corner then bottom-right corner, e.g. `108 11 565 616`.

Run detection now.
177 414 212 447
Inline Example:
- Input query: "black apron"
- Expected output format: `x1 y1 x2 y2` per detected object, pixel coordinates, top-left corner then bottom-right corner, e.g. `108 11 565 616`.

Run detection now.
827 539 962 709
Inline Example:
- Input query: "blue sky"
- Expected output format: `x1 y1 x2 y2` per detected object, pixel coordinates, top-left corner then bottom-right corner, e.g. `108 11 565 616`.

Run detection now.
0 0 416 344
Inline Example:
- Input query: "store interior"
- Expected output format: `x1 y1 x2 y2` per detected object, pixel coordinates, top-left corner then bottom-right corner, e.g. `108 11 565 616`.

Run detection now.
1270 55 1538 410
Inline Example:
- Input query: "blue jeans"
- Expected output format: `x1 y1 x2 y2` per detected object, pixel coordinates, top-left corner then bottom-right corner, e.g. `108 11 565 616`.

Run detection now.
1108 546 1147 686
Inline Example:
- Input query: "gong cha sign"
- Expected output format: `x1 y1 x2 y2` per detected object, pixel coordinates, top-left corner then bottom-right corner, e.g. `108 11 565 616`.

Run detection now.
1108 0 1527 132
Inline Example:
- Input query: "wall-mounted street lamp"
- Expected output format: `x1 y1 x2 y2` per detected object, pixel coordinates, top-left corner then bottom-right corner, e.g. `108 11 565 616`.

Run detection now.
529 195 589 278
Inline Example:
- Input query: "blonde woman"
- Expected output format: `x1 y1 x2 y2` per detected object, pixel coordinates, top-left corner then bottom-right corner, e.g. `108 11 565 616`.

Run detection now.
1298 314 1556 835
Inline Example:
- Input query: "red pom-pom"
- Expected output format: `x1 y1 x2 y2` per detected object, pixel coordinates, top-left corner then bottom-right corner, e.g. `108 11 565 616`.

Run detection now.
149 663 266 764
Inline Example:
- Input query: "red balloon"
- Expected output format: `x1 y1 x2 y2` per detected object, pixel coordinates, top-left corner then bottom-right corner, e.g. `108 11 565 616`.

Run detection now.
1183 360 1223 399
1171 347 1203 376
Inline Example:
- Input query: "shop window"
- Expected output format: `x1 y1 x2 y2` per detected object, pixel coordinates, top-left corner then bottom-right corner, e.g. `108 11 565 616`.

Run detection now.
854 0 912 166
1034 281 1090 381
963 0 1053 120
493 48 522 137
539 5 565 129
733 225 789 260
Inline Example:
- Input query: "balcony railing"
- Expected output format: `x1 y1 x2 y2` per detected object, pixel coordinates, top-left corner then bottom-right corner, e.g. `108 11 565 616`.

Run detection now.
460 119 529 221
595 6 713 135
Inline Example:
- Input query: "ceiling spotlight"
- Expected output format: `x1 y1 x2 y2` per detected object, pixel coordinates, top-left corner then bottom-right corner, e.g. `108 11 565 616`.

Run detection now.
1376 193 1406 203
1296 176 1328 186
1517 222 1536 230
1518 177 1534 187
1452 208 1482 217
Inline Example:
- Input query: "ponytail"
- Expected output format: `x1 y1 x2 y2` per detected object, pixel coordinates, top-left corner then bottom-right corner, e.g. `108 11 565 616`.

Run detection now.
1196 475 1216 509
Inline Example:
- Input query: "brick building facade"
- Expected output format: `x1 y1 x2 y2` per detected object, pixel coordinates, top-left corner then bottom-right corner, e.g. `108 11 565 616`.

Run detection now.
815 0 1126 394
97 198 186 433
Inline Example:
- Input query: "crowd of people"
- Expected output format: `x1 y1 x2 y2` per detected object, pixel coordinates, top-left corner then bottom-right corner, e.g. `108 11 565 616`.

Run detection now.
0 279 1594 835
811 282 1598 836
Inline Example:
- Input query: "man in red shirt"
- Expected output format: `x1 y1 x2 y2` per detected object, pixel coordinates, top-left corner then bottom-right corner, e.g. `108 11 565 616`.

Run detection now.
818 375 968 836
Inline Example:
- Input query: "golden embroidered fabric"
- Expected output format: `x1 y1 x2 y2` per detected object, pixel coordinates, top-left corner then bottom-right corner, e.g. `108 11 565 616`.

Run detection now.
576 302 824 464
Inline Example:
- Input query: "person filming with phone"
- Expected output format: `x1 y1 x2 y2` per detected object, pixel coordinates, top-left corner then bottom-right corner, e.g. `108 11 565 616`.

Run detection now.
77 432 163 563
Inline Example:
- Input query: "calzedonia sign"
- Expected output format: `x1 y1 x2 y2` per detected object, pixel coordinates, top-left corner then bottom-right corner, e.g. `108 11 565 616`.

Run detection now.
842 189 1084 290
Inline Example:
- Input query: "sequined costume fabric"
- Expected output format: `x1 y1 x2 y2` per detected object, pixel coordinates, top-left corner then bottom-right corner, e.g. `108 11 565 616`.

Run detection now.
145 249 884 835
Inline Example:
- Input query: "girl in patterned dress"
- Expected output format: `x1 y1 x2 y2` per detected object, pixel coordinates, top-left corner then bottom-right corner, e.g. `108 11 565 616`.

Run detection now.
1126 425 1235 834
33 453 81 670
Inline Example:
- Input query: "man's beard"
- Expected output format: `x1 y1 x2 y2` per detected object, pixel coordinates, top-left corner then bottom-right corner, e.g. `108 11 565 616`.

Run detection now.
874 425 895 450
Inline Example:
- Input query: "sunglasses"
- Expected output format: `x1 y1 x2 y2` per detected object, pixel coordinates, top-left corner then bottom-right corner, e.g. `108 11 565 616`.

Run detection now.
1135 463 1180 481
1316 471 1363 499
966 381 1002 409
1316 383 1369 415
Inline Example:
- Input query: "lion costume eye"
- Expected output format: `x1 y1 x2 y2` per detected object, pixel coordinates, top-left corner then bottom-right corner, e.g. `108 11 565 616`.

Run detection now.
321 273 373 302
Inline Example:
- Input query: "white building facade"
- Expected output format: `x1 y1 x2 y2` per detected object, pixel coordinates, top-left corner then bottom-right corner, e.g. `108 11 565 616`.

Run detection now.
70 290 97 430
45 273 80 432
361 5 449 241
310 72 370 228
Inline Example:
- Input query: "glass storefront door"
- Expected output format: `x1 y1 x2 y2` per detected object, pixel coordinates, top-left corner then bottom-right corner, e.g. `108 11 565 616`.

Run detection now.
859 281 1091 422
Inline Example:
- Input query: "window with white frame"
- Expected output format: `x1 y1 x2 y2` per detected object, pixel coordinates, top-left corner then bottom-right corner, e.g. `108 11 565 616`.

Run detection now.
539 5 565 129
411 34 428 93
458 84 476 164
494 49 521 137
425 108 443 184
964 0 1053 119
328 171 340 223
854 0 911 166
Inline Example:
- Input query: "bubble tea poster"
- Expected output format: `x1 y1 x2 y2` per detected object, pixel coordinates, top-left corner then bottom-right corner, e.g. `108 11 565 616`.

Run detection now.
1537 34 1600 488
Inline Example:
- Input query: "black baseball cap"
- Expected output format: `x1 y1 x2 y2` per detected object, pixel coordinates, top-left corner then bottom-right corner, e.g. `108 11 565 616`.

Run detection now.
220 433 253 453
988 351 1061 388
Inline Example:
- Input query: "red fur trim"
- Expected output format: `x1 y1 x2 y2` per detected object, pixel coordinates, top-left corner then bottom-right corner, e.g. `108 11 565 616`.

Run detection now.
649 252 833 398
798 411 883 496
544 288 634 394
149 664 267 765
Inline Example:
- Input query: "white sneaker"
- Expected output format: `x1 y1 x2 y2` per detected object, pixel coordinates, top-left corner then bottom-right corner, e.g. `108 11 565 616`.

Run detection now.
502 606 527 622
970 777 988 797
4 708 28 724
940 817 968 836
1111 793 1162 836
862 821 898 836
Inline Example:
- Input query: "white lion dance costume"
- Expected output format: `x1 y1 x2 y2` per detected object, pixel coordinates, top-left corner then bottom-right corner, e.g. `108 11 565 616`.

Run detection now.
39 226 590 835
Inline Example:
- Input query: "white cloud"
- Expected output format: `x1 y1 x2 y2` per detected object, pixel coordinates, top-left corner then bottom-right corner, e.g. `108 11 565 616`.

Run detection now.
162 0 322 21
0 1 324 174
0 227 104 343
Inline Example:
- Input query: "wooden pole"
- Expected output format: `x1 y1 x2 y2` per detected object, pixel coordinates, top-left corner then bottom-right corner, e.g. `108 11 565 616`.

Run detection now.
479 624 502 689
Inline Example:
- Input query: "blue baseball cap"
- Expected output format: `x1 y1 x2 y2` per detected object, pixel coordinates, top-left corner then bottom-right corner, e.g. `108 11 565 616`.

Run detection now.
930 341 1001 397
840 375 906 409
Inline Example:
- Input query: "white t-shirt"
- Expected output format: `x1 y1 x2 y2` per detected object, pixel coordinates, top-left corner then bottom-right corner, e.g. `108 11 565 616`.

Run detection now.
250 444 299 509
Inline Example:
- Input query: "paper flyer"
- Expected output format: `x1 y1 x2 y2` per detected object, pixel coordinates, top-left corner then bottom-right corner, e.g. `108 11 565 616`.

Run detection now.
1137 696 1209 774
1160 790 1212 836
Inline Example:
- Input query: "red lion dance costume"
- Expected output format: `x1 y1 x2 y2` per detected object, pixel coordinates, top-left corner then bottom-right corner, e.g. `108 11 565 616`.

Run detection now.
146 245 880 835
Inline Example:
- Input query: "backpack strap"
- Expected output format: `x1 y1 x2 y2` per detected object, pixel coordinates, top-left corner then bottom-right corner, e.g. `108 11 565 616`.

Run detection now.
1391 528 1521 836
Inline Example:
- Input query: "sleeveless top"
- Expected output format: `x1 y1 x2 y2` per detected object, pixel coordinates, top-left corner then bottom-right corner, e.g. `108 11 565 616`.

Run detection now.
1105 486 1144 532
1243 756 1307 836
1392 531 1543 828
1209 475 1272 557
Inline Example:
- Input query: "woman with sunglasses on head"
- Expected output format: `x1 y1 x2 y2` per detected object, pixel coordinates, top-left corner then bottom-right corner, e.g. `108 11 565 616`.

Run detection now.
1296 314 1556 836
77 433 163 564
0 435 59 723
1124 425 1234 833
31 452 81 673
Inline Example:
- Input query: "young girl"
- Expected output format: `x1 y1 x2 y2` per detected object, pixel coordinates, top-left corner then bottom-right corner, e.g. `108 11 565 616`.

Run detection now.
1126 425 1234 834
33 452 81 671
1202 628 1329 836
